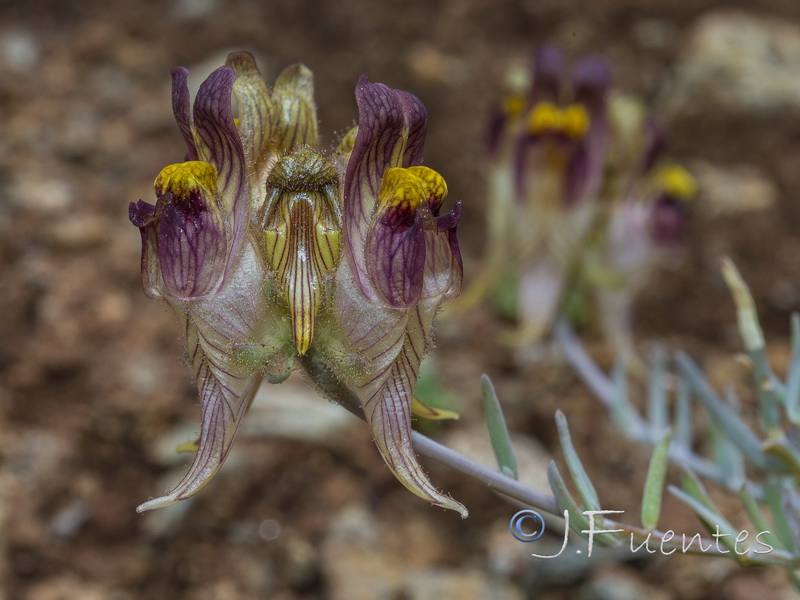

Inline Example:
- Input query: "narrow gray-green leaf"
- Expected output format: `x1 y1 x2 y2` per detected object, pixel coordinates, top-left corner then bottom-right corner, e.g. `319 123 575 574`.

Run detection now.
641 429 671 530
480 374 518 479
555 410 600 512
668 485 739 554
786 313 800 424
762 431 800 476
676 352 782 472
709 424 745 490
739 484 783 551
647 346 668 435
547 461 621 547
765 479 797 552
610 360 638 433
674 374 692 450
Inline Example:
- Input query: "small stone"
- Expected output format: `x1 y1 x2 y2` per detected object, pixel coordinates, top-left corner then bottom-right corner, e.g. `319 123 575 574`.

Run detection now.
0 29 39 71
49 499 92 539
666 12 800 115
691 161 777 217
243 375 359 445
403 568 524 600
406 43 466 85
12 175 75 212
581 569 670 600
47 214 111 249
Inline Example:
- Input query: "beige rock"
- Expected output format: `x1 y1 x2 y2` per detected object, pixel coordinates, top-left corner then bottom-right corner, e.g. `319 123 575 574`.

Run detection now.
691 161 777 217
666 12 800 115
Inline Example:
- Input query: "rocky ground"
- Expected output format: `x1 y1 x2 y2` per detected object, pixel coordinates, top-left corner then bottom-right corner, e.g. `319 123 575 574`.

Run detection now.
3 0 800 598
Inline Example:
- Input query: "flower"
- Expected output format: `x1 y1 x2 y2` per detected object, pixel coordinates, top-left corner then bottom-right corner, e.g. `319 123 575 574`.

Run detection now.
129 53 337 512
464 46 611 344
583 94 697 365
331 76 467 517
130 64 270 512
131 53 464 516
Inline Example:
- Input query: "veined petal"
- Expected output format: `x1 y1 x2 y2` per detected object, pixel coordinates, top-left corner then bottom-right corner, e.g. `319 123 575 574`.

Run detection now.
272 64 319 151
258 150 341 355
344 76 428 297
171 67 199 161
362 332 468 518
153 162 227 299
137 242 266 512
136 355 262 512
423 200 463 301
334 261 467 518
192 66 246 212
226 51 275 190
365 167 427 308
128 199 164 299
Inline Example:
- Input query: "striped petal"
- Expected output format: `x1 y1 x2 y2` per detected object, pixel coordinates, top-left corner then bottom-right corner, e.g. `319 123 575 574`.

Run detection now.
226 51 275 194
257 150 341 355
343 76 428 298
334 260 468 518
272 64 319 152
171 67 199 161
137 243 266 512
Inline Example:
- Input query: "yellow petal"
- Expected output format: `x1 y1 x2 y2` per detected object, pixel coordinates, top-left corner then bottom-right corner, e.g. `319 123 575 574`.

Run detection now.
411 396 460 420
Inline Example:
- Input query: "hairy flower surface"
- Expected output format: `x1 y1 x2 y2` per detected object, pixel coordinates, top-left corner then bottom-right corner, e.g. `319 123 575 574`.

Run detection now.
331 77 466 517
131 53 465 516
130 64 270 512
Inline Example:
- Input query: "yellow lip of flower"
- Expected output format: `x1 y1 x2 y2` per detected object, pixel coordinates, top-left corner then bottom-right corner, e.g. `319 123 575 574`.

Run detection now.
656 164 697 202
527 101 590 138
378 166 448 216
154 161 219 201
502 93 526 119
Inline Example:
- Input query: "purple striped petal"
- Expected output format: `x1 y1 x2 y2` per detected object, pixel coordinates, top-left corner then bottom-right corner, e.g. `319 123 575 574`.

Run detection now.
361 326 468 518
171 67 199 161
192 67 245 209
530 45 563 105
129 199 164 299
156 190 227 299
422 200 463 301
343 76 428 298
366 206 426 308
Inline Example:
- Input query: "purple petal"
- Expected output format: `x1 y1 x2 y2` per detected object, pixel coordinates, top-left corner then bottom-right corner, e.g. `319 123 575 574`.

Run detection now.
649 196 687 245
422 201 463 300
530 45 563 104
193 67 245 205
343 75 428 298
366 207 426 308
573 55 611 114
486 108 507 160
157 192 227 299
562 144 592 207
137 360 262 512
640 119 666 176
129 200 164 298
192 66 249 282
171 68 199 161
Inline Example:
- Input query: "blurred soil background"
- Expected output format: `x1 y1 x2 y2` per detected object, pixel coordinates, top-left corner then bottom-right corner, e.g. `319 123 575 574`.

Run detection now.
2 0 800 598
